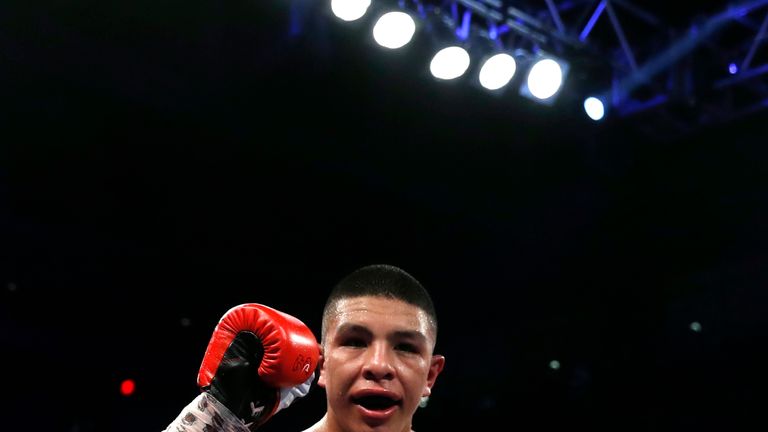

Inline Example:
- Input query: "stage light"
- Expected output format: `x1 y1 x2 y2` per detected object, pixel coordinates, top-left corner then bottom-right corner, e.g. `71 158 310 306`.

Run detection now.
527 58 563 99
429 45 471 80
372 11 417 49
518 53 570 105
478 52 517 91
583 96 605 121
331 0 372 22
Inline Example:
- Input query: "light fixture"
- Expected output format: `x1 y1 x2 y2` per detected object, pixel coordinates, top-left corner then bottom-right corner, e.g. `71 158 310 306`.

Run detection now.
330 0 372 22
429 45 471 80
478 52 517 91
372 11 417 49
583 96 606 121
519 53 570 105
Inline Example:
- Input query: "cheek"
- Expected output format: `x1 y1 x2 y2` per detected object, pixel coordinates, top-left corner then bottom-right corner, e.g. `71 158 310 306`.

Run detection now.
401 361 430 386
321 355 354 387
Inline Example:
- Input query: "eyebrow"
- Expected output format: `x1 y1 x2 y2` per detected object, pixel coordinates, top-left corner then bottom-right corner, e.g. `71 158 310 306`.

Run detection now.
336 323 428 344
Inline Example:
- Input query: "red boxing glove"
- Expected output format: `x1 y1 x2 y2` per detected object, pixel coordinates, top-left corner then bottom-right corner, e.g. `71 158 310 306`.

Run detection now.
197 303 320 429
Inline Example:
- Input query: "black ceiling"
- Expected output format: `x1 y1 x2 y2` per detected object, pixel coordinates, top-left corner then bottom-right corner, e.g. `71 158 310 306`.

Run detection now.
2 1 767 431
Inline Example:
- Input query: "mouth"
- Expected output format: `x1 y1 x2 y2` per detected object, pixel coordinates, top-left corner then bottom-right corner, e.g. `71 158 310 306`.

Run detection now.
351 394 402 411
350 389 403 419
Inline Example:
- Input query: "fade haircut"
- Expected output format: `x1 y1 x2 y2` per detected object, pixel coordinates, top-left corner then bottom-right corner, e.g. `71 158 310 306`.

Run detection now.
321 264 438 345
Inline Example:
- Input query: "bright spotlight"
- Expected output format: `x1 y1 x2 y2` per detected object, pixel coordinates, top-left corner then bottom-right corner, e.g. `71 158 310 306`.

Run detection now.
429 46 470 80
478 53 517 91
526 58 563 100
331 0 371 22
372 11 416 49
583 96 605 121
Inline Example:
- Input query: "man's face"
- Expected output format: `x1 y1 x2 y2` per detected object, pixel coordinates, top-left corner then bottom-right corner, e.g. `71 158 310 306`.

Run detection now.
317 296 445 432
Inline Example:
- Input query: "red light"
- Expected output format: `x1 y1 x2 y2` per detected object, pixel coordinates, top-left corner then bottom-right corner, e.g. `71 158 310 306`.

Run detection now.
120 379 135 396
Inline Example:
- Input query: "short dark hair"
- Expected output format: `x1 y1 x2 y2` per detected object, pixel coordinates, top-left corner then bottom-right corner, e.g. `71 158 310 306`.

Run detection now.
321 264 437 343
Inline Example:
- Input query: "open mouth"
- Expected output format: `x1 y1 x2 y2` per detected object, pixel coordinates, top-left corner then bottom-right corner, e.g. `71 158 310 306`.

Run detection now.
352 395 401 411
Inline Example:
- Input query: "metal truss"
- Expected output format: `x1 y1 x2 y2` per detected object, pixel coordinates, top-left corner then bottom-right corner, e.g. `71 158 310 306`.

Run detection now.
425 0 768 137
304 0 768 138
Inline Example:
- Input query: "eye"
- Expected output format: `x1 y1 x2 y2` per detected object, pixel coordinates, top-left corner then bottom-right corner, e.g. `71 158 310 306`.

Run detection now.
395 343 419 353
341 337 367 348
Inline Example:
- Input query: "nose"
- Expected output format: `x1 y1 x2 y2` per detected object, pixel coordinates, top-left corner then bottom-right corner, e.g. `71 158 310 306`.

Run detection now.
362 341 395 381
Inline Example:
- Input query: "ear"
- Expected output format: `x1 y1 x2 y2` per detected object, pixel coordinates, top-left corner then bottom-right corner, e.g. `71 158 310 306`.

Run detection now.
422 354 445 397
315 349 327 389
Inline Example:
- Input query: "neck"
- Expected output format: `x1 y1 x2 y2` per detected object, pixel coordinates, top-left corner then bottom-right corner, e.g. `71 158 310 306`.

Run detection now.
301 414 329 432
300 414 415 432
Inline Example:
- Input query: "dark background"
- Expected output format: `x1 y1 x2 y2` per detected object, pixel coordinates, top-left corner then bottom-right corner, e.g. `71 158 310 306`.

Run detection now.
2 1 767 431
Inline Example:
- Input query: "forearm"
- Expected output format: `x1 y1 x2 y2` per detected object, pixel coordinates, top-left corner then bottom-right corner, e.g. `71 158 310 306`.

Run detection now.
163 392 250 432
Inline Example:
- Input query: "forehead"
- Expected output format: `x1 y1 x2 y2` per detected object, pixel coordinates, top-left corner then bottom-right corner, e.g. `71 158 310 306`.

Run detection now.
327 296 434 338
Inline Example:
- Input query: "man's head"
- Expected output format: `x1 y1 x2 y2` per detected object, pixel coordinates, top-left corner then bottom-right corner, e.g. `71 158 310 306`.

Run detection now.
316 264 445 432
320 264 438 348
